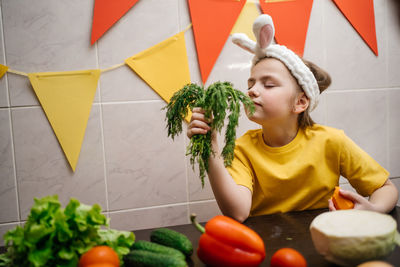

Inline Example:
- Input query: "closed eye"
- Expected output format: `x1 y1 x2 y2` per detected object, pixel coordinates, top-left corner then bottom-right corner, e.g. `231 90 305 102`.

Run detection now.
264 84 275 88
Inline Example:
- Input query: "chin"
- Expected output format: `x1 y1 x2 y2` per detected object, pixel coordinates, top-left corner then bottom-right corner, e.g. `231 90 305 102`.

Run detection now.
247 114 262 125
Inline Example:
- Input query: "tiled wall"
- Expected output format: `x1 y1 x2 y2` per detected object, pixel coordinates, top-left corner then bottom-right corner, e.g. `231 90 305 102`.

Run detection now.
1 0 400 242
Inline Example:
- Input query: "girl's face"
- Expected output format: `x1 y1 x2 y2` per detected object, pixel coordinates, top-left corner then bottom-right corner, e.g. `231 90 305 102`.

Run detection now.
246 57 302 126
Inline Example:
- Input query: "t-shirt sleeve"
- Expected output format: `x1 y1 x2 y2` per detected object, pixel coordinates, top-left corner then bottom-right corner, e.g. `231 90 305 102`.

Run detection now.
227 145 254 193
339 131 389 196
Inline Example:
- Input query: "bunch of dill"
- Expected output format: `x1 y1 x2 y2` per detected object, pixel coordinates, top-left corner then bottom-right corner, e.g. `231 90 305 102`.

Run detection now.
164 82 255 187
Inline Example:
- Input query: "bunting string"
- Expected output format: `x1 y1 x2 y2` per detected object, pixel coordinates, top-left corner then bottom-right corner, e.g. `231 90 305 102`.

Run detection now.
6 24 194 77
100 63 126 73
7 68 28 77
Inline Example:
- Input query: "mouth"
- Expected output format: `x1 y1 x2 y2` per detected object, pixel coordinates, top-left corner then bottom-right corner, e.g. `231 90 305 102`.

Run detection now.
253 101 262 107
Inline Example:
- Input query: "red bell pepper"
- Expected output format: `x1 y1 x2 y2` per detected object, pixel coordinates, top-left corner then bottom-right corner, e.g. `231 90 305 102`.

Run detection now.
191 214 266 267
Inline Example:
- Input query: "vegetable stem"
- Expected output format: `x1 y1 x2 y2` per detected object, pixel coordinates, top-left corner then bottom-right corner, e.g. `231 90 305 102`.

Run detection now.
190 213 205 234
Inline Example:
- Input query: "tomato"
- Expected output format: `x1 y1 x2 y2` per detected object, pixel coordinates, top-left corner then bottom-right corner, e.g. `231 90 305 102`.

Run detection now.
270 248 307 267
79 246 120 267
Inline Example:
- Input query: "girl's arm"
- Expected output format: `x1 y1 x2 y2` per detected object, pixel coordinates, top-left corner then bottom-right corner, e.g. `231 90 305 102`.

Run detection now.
328 179 399 213
187 108 252 222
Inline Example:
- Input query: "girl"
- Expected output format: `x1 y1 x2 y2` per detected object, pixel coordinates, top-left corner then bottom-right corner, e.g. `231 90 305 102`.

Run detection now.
187 15 398 222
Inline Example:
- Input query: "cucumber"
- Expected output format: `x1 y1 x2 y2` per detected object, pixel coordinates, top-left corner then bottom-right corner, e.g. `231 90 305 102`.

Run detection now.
132 240 186 260
150 228 193 256
124 250 187 267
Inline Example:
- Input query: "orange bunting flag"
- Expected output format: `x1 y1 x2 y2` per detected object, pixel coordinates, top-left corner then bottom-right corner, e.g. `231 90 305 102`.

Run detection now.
0 64 8 78
188 0 246 84
260 0 314 56
91 0 140 45
332 0 378 55
125 31 191 121
28 70 100 171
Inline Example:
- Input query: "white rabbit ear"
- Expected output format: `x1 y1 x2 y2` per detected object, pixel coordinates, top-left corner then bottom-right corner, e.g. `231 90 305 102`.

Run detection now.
253 14 275 49
232 33 257 54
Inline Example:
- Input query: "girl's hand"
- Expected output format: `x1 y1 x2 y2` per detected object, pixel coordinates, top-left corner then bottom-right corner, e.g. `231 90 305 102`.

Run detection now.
328 188 374 212
187 108 211 138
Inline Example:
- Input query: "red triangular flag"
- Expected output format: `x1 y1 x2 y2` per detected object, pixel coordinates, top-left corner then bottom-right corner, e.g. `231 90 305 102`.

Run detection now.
188 0 246 84
259 0 314 56
332 0 378 55
91 0 140 45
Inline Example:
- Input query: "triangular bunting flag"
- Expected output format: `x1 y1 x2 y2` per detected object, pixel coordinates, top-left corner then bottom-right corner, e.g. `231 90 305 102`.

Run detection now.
231 1 261 41
260 0 314 56
91 0 140 45
332 0 378 55
28 70 100 171
0 64 8 78
125 31 191 121
188 0 246 84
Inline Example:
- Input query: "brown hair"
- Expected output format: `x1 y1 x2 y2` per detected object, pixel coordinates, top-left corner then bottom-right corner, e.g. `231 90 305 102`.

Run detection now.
298 59 331 128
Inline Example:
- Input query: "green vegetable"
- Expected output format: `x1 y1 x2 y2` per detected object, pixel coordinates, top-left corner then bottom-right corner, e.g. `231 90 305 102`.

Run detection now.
150 228 193 257
132 240 185 260
124 250 187 267
0 195 135 267
164 82 255 187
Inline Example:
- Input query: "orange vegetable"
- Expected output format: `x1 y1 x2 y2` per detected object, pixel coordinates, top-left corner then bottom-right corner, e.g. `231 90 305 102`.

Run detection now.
270 248 307 267
332 186 354 210
79 246 120 267
191 214 265 267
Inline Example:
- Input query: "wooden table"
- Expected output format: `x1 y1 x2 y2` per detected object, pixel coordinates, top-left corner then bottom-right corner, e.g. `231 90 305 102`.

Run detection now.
134 207 400 266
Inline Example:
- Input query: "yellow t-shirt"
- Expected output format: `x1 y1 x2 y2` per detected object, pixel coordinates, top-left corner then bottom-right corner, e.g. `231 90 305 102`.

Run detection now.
227 124 389 216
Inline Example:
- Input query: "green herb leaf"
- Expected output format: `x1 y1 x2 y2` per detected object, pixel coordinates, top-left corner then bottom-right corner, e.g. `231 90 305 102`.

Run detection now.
165 82 255 187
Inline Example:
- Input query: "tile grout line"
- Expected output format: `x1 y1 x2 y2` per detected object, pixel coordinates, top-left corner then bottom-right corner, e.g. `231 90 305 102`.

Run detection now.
384 0 391 176
0 99 165 110
177 0 191 223
386 92 391 177
107 199 217 215
94 40 111 218
0 0 21 224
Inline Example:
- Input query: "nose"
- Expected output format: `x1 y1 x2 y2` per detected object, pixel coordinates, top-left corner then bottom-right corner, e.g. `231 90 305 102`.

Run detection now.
247 86 260 98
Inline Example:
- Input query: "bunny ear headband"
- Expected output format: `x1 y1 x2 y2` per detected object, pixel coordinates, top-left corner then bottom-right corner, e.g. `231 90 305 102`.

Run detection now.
232 14 319 111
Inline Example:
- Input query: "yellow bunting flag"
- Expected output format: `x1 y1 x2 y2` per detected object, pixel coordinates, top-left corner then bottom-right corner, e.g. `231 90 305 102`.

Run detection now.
28 70 100 171
125 31 191 121
231 1 260 41
0 64 8 78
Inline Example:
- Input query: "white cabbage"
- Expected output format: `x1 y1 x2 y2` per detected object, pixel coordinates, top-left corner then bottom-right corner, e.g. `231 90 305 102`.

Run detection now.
310 210 400 267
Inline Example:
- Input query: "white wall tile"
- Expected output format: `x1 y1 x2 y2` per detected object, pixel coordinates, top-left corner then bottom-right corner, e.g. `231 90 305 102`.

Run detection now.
324 0 387 90
12 105 106 219
0 109 18 223
311 93 327 125
387 0 400 87
97 0 180 102
326 90 387 169
388 89 400 177
189 200 221 223
187 152 215 202
109 204 188 231
3 0 98 106
102 101 187 211
303 0 326 68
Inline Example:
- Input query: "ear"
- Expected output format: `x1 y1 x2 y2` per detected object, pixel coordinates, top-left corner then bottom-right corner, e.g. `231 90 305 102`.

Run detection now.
293 92 310 114
232 33 257 54
259 24 274 49
253 15 275 49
